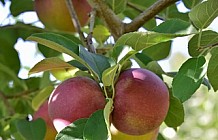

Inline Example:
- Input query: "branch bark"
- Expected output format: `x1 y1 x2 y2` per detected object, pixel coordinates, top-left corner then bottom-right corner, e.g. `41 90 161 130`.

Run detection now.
89 0 178 39
65 0 86 46
124 0 178 33
89 0 124 40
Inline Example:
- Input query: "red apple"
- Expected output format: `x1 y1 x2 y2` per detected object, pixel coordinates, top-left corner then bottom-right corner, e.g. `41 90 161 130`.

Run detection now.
112 68 169 135
33 101 57 140
34 0 91 32
48 76 106 132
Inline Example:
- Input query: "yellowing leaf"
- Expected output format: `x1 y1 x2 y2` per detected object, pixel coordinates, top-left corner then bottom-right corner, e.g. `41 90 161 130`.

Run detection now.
29 57 73 75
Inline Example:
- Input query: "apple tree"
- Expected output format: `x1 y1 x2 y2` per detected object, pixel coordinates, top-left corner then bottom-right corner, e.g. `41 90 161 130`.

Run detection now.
0 0 218 139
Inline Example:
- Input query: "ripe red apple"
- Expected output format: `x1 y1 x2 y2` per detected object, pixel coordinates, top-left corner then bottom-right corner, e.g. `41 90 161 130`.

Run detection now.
112 68 169 135
33 101 57 140
34 0 92 32
48 77 106 132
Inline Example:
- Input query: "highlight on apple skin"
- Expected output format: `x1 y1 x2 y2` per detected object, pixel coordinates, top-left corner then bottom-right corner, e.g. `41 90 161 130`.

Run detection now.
33 100 57 140
34 0 92 32
48 76 106 132
112 68 169 135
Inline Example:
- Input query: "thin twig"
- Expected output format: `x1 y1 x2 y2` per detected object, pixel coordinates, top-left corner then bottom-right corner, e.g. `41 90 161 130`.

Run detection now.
0 91 15 115
127 2 164 21
86 9 97 53
65 0 87 47
5 89 38 99
124 0 178 33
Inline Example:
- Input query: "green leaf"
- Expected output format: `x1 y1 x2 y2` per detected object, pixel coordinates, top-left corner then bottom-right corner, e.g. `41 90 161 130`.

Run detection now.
0 28 20 73
29 57 73 75
165 92 184 127
207 47 218 91
10 0 34 16
38 32 81 58
0 63 27 90
16 118 46 140
142 41 172 60
157 133 166 140
188 30 218 57
25 77 41 91
144 61 165 75
27 33 79 56
56 118 88 140
32 86 54 111
189 0 218 29
39 71 52 89
182 0 202 9
0 25 18 45
79 47 111 80
152 19 190 34
113 32 186 62
93 25 110 44
134 53 153 66
161 4 189 21
172 56 206 102
106 0 127 14
102 65 119 86
83 110 108 140
103 98 113 140
134 53 165 75
27 33 108 80
38 44 61 57
166 72 211 90
0 46 20 74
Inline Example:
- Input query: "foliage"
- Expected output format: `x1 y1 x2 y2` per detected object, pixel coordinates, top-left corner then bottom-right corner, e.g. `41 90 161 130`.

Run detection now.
0 0 218 139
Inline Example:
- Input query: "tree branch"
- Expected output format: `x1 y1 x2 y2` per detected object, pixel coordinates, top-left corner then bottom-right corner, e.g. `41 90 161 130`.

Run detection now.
86 9 97 53
65 0 86 46
124 0 178 33
89 0 124 40
89 0 178 40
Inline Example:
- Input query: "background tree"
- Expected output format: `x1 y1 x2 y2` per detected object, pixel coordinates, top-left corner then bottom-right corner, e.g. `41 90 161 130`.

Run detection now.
0 0 218 140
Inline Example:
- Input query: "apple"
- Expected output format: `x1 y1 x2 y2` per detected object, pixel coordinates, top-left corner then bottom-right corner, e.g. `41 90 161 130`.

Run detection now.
111 124 159 140
112 68 169 135
48 76 106 132
34 0 92 32
33 101 57 140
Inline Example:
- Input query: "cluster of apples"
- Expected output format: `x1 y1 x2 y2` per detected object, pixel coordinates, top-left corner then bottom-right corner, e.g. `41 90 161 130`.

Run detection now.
34 68 169 140
33 1 169 139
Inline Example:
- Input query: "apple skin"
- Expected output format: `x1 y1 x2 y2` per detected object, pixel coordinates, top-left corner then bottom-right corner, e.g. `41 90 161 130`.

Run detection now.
111 124 159 140
48 77 106 132
112 68 169 135
34 0 91 32
33 101 57 140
